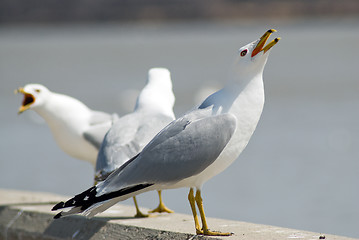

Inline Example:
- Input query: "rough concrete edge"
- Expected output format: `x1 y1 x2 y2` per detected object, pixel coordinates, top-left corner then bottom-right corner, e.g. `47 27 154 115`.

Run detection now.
0 205 215 240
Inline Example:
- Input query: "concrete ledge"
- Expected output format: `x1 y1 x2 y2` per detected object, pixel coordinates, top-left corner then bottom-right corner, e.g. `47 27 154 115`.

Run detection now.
0 189 356 240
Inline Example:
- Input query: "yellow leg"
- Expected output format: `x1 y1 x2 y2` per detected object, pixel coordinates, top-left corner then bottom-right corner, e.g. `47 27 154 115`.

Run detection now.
195 189 232 236
149 190 174 214
133 196 149 218
188 188 203 234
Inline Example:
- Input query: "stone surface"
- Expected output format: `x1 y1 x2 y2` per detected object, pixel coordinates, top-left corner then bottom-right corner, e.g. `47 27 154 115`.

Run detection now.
0 189 357 240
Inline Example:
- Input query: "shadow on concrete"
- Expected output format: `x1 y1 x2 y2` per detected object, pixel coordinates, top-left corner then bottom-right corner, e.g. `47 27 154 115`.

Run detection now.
44 215 206 240
0 204 218 240
44 215 107 239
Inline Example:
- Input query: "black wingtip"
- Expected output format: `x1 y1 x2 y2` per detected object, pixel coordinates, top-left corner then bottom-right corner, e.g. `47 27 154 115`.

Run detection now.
52 184 153 219
52 201 65 211
54 212 62 219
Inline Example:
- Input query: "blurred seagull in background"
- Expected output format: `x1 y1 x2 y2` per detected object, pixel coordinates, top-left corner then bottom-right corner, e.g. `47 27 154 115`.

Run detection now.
52 29 280 236
15 83 118 165
95 68 176 217
16 68 176 217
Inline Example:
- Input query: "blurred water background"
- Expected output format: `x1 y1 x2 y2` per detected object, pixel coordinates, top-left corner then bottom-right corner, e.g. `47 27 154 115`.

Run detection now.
0 1 359 238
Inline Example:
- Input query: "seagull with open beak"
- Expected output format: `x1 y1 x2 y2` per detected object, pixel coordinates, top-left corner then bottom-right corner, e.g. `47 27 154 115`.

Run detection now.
51 29 280 236
15 84 118 164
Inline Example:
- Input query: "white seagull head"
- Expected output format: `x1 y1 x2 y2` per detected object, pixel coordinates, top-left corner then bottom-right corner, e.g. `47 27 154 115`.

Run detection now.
232 29 280 80
15 83 51 114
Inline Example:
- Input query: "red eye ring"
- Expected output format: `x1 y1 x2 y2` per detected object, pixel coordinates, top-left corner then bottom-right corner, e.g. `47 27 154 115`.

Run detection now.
240 49 248 57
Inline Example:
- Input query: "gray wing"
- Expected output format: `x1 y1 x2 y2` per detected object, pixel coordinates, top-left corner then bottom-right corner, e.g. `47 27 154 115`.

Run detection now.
95 112 174 181
83 112 119 150
100 108 237 193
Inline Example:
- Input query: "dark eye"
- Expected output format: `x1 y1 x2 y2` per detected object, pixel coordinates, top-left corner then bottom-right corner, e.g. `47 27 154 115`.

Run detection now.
240 49 248 57
35 89 41 93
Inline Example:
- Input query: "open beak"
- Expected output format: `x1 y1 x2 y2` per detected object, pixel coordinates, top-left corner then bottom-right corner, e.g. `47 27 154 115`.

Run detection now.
15 87 35 114
251 29 280 57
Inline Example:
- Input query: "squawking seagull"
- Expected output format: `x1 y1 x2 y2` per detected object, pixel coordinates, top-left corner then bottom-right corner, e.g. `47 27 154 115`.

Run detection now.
52 29 280 236
16 83 118 165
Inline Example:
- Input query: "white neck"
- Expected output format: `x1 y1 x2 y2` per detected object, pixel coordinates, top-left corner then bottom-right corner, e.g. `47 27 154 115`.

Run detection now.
33 93 91 128
220 74 265 162
201 72 264 162
31 92 98 164
134 81 175 119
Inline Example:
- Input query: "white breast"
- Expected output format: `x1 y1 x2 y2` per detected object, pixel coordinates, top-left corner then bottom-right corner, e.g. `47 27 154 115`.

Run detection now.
172 75 265 189
34 93 100 165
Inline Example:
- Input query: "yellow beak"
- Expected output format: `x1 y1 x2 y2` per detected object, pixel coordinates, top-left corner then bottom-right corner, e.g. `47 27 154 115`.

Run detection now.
251 29 280 57
14 87 25 95
15 87 35 114
18 104 31 114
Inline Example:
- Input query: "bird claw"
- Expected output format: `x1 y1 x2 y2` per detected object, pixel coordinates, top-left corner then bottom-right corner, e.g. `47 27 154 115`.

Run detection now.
148 204 174 214
197 228 233 236
134 211 149 218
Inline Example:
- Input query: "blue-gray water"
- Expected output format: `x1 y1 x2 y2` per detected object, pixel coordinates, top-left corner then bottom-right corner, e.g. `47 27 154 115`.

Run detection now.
1 18 358 238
